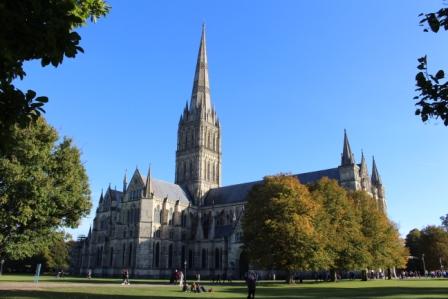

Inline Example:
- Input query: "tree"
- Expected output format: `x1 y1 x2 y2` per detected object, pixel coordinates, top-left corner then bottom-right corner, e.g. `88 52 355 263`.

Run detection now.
242 175 325 283
310 178 369 281
352 191 408 277
0 0 110 144
4 232 72 273
41 232 73 272
414 6 448 125
0 118 91 260
419 226 448 271
405 228 423 273
440 213 448 230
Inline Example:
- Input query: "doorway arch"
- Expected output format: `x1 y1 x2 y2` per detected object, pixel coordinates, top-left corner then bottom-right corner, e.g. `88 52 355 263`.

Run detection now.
239 250 249 279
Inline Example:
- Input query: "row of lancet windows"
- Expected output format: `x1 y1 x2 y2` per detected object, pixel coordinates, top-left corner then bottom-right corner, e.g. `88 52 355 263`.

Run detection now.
152 243 223 270
153 206 188 227
178 128 219 151
95 244 224 270
96 243 133 268
178 160 219 182
120 207 139 224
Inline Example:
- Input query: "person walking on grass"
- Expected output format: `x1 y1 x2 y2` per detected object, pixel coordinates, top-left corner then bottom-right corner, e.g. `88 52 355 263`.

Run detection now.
245 271 257 299
121 269 130 285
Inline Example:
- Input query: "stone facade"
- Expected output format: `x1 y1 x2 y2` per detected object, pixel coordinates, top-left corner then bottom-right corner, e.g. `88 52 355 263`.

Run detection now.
70 26 387 278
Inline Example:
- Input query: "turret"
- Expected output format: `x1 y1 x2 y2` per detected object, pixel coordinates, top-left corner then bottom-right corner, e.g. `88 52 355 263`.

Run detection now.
338 130 361 190
341 129 355 165
371 156 386 211
123 170 127 193
144 164 153 198
359 151 371 192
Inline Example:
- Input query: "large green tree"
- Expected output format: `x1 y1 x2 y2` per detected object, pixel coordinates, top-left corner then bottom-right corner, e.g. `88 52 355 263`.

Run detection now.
310 178 369 281
242 175 325 283
419 225 448 271
405 228 423 273
0 0 110 144
352 191 408 275
0 118 91 260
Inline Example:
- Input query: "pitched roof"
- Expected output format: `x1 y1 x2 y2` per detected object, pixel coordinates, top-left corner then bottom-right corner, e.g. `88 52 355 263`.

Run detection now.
140 175 191 204
203 167 340 206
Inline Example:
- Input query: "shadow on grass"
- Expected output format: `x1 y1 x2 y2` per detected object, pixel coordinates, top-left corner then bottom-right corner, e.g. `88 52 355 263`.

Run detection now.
219 286 448 299
1 286 448 299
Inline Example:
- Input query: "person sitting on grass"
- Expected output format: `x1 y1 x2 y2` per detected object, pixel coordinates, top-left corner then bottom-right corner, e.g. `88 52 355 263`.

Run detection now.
182 281 189 292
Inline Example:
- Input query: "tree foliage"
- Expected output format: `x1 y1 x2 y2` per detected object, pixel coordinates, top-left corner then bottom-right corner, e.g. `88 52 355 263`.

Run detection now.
242 175 325 282
242 175 407 282
0 118 91 260
414 6 448 125
406 225 448 272
310 178 369 281
352 191 408 271
405 228 423 272
0 0 110 142
440 213 448 230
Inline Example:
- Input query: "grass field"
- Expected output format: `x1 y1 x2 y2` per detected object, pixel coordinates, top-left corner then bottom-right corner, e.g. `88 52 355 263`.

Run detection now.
0 275 447 299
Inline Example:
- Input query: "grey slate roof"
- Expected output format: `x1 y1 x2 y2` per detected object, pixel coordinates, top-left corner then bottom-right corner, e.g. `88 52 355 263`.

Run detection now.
141 175 191 204
203 167 340 206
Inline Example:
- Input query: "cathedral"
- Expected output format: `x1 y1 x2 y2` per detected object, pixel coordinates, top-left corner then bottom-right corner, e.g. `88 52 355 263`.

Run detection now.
70 26 386 278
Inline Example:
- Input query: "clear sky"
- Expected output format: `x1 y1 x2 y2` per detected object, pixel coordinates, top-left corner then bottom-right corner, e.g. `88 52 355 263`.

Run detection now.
16 0 448 239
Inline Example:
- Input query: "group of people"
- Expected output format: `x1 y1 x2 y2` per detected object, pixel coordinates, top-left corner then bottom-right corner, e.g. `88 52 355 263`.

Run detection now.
83 267 258 298
181 281 212 293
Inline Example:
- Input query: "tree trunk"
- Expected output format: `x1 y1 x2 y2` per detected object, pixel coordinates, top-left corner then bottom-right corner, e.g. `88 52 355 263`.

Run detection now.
361 269 368 281
387 268 392 280
330 269 337 282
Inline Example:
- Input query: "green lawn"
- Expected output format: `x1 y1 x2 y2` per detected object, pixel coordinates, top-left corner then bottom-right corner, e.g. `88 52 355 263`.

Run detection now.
0 275 447 298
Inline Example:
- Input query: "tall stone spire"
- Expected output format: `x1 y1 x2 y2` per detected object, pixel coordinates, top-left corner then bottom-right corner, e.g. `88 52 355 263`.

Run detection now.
371 156 382 186
341 129 355 165
190 23 212 113
175 25 221 204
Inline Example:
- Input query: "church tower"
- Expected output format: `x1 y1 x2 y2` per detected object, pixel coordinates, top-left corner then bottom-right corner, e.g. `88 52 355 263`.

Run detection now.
338 130 361 190
175 25 221 204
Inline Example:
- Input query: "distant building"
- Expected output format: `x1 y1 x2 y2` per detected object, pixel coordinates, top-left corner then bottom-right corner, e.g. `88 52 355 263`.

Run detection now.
70 26 386 278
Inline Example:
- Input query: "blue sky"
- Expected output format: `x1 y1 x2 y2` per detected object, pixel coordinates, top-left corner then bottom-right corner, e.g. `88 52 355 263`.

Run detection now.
16 0 448 238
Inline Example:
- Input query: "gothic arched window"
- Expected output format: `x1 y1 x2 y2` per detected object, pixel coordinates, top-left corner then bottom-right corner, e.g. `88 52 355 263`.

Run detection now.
154 205 160 223
128 243 133 267
202 248 207 269
207 161 210 181
168 244 173 268
154 242 160 268
110 247 114 266
207 132 211 149
215 248 220 269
